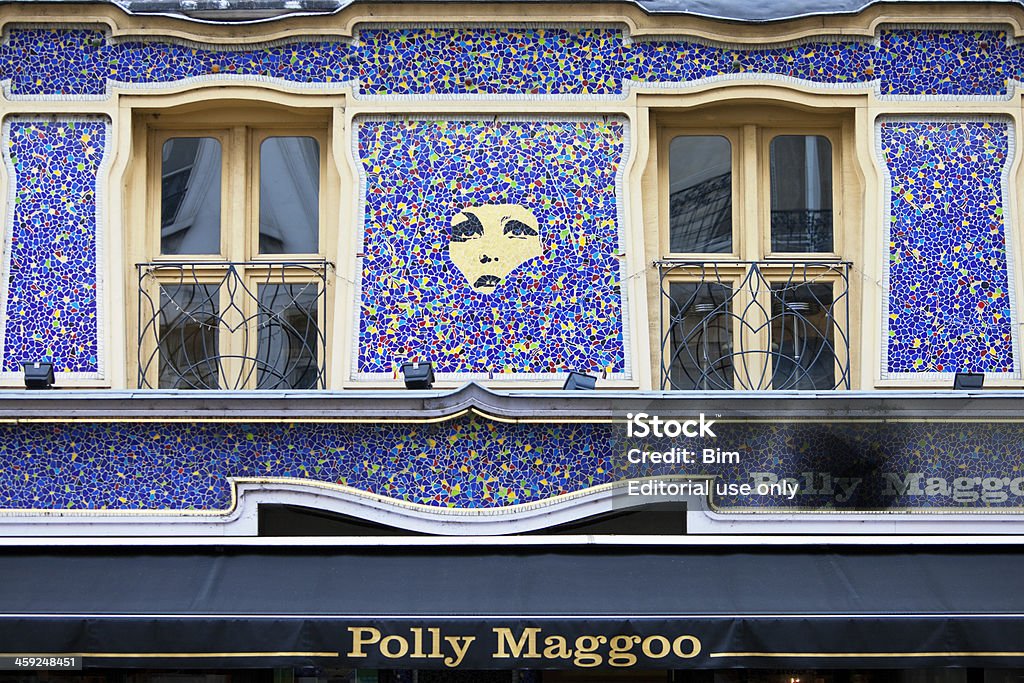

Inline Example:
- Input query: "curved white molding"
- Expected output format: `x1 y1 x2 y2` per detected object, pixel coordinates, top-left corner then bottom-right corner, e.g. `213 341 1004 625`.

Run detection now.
0 477 700 536
2 475 1024 536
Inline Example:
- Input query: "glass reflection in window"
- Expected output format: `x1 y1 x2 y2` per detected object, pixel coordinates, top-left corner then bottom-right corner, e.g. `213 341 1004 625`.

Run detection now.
770 282 835 390
667 282 734 390
259 137 320 254
668 135 733 253
158 284 219 389
160 137 222 255
770 135 833 253
256 283 320 389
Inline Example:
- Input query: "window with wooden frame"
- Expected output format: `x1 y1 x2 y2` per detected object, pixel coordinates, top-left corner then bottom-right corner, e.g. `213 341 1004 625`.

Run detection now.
135 106 331 390
657 110 852 391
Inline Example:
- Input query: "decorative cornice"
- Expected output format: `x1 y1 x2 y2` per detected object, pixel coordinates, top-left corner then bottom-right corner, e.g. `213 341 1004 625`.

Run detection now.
0 384 1021 421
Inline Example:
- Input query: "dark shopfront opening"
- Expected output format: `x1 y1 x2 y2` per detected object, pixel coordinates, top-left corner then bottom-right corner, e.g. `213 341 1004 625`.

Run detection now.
1 670 1023 683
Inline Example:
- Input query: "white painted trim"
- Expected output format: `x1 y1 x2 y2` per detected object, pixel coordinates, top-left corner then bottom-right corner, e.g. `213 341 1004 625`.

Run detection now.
2 476 1024 536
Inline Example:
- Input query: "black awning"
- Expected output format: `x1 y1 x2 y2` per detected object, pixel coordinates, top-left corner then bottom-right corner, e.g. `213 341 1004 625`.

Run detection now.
2 544 1024 670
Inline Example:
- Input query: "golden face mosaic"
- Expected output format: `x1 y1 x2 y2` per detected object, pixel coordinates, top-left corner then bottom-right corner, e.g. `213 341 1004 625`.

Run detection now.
354 117 628 378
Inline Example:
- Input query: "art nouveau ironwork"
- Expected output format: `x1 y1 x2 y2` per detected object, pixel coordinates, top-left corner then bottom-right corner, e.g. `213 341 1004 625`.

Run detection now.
138 262 327 389
659 261 851 390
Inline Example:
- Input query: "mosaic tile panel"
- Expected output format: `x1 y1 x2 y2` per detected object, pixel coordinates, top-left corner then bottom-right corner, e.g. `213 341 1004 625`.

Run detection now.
1 118 106 374
0 419 616 510
0 25 1019 98
355 118 626 376
881 119 1016 375
1 28 357 98
627 37 872 88
876 29 1009 97
356 27 626 96
3 417 1024 511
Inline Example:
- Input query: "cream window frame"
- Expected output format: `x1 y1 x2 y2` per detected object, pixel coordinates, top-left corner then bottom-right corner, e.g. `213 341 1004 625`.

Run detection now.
134 107 333 391
657 111 853 391
659 128 743 259
759 126 843 260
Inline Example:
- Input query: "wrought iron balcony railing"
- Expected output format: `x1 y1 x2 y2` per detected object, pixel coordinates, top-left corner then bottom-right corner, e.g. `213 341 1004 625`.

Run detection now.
138 261 328 390
658 260 851 391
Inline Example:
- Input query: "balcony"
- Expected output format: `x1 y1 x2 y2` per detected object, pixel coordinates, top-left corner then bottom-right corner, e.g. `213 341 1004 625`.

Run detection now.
658 260 851 390
137 261 328 390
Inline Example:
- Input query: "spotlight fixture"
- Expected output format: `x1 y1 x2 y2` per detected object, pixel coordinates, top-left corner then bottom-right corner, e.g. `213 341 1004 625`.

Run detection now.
563 371 597 390
401 361 435 390
953 372 984 390
23 361 55 390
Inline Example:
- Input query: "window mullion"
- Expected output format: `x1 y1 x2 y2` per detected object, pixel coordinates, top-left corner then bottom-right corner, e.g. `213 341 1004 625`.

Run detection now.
224 125 248 262
739 124 760 262
735 125 766 389
218 125 249 388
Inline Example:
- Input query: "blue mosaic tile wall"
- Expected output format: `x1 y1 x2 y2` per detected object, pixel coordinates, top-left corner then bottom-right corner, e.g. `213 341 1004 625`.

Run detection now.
1 118 106 375
356 27 626 96
3 417 1024 511
0 25 1020 99
355 118 626 376
1 28 356 97
626 36 871 88
876 29 1007 97
881 119 1016 375
1 23 1020 380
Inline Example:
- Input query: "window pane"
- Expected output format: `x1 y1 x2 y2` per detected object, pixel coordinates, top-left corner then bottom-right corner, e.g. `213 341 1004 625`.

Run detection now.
668 136 732 253
770 282 835 390
256 283 320 389
666 282 734 390
158 284 219 389
161 137 221 255
770 135 833 252
260 137 320 254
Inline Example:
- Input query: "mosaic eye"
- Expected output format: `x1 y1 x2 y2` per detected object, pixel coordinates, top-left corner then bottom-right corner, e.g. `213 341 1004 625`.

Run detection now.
503 219 538 238
451 213 484 242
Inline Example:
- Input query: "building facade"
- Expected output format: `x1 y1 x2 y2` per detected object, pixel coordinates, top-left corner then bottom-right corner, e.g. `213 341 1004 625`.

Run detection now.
1 0 1024 681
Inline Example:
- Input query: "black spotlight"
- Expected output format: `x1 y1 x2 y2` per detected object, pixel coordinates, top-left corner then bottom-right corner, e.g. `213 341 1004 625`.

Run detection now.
23 362 55 390
563 371 597 390
401 361 435 390
953 372 984 390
